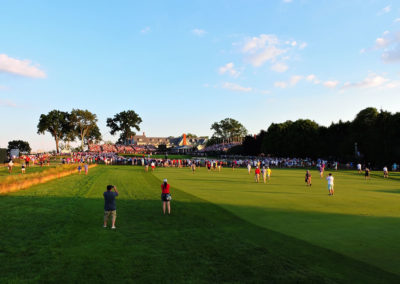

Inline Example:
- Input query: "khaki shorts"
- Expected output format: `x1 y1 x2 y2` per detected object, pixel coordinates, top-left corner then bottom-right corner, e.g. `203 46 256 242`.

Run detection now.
104 210 116 220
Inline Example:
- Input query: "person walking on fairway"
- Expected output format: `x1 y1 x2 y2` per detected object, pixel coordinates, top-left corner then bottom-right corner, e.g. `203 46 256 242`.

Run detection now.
161 179 171 215
326 173 334 195
305 170 312 187
103 185 118 229
255 167 260 183
191 162 196 174
365 168 370 180
319 163 325 178
84 163 89 175
8 159 13 174
247 163 252 175
357 163 362 174
267 167 271 181
383 166 389 178
262 166 267 183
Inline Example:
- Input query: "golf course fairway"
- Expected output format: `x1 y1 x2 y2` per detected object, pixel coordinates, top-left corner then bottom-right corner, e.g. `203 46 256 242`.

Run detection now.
1 165 399 283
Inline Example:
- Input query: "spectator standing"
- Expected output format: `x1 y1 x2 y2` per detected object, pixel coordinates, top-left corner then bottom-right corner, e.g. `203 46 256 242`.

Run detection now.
326 173 334 195
103 185 118 229
8 160 13 174
383 166 389 178
161 179 171 215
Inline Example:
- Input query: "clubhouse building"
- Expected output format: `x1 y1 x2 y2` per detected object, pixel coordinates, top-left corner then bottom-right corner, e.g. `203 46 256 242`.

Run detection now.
127 133 208 152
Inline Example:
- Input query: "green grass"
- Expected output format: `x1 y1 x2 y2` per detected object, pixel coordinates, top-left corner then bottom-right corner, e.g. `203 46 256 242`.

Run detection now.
0 164 60 182
153 167 400 276
1 166 399 283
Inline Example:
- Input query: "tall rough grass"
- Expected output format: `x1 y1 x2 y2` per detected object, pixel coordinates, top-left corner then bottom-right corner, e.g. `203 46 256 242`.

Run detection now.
0 164 97 194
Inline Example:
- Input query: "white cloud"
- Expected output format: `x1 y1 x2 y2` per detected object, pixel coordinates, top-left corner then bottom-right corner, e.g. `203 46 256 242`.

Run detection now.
394 18 400 23
306 74 316 81
382 48 400 63
270 62 288 73
299 42 307 49
376 36 390 48
274 75 302 88
275 74 338 89
323 80 339 88
290 75 303 86
140 27 151 34
379 5 391 15
222 82 252 92
192 29 206 36
242 34 279 53
219 62 240 77
385 80 400 88
247 45 286 67
0 54 46 78
0 99 17 107
342 74 388 89
274 81 287 88
228 33 305 73
306 74 320 84
372 31 400 63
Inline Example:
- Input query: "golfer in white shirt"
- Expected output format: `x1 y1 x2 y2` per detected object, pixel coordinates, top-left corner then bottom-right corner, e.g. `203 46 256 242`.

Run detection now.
326 173 334 196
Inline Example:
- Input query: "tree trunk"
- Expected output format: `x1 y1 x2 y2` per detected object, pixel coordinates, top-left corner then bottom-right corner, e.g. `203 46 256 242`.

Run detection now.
81 134 84 151
55 137 60 153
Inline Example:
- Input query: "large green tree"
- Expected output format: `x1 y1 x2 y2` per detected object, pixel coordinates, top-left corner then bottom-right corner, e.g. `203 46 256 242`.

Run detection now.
71 109 100 150
7 140 31 153
37 110 72 153
106 110 142 144
84 124 102 146
210 118 248 143
233 107 400 165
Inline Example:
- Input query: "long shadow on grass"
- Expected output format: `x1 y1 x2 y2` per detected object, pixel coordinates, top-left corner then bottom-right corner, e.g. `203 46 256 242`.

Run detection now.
0 193 399 283
341 170 400 182
368 189 400 194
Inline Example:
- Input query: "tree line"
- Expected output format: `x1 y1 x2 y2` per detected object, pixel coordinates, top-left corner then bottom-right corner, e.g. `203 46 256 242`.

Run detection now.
37 109 142 153
229 107 400 165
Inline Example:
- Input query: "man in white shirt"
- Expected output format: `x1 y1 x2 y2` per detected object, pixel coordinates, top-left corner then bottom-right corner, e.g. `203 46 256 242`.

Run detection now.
383 166 389 178
357 163 362 173
8 160 14 174
247 163 251 175
326 173 334 196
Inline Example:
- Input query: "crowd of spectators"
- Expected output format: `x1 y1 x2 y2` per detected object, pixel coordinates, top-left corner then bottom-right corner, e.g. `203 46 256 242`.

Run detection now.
11 151 400 172
87 144 156 154
115 145 136 153
88 144 101 152
101 144 118 153
199 142 241 153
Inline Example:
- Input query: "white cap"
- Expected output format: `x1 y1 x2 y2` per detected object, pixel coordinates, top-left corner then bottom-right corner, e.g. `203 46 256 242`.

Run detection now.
163 179 167 182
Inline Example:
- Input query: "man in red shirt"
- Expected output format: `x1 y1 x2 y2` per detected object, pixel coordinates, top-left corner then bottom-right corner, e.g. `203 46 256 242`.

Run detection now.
255 167 261 183
161 179 171 215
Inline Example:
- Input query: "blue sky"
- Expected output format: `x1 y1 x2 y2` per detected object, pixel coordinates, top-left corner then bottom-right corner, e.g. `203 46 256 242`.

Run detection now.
1 0 400 151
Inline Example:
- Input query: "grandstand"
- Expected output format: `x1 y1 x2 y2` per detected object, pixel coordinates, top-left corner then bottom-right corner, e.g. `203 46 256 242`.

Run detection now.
87 133 242 154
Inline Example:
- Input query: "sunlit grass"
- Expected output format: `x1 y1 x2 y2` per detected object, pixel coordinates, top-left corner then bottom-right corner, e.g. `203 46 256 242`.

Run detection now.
1 165 399 282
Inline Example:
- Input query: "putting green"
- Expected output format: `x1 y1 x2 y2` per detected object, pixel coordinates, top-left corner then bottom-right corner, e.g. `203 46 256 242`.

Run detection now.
1 165 399 282
153 166 400 275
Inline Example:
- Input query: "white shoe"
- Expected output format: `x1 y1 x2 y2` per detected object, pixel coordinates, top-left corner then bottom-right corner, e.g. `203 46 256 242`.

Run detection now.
103 225 107 228
111 226 116 229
